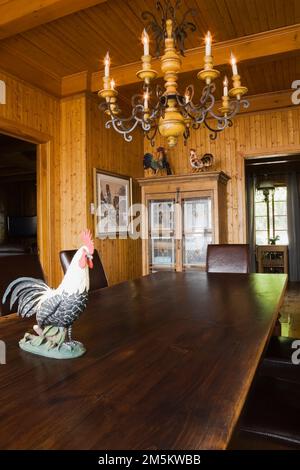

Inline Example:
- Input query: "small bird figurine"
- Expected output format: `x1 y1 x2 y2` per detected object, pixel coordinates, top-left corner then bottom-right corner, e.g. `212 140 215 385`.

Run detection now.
143 147 172 176
143 152 159 173
2 230 94 349
189 149 213 172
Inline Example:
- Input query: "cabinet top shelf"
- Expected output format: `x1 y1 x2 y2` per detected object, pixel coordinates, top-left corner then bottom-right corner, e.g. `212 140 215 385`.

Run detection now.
137 171 230 186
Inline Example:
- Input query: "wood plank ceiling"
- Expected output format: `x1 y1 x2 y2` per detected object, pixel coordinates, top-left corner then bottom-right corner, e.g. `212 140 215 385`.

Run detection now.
0 0 299 98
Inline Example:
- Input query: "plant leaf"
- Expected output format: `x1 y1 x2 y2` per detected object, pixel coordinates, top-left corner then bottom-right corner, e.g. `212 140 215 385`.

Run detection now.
31 336 44 347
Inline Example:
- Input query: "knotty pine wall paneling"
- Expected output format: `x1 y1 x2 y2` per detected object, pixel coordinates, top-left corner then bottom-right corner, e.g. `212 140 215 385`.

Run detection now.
0 69 61 284
60 93 88 249
86 93 144 285
144 107 300 244
59 92 144 286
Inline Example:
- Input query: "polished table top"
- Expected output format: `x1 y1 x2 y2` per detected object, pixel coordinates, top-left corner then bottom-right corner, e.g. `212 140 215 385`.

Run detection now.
0 272 287 450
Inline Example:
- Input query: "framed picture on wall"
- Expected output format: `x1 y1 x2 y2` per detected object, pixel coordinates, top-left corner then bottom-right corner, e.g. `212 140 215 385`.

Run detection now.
93 168 132 237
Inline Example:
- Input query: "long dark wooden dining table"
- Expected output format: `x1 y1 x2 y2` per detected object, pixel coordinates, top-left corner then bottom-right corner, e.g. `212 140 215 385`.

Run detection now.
0 271 287 450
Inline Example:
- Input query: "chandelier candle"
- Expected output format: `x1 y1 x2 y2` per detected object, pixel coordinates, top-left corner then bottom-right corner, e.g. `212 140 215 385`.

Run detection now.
144 91 149 109
104 52 110 78
142 29 150 56
198 31 220 84
205 31 212 56
229 54 247 101
99 52 118 115
230 53 238 76
223 76 228 97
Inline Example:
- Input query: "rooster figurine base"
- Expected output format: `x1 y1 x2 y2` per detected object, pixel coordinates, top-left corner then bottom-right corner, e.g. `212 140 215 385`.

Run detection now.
19 325 86 359
2 229 95 360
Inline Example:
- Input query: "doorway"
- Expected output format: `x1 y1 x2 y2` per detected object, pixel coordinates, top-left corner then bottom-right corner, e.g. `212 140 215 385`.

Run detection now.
0 133 37 253
245 154 300 280
0 118 54 284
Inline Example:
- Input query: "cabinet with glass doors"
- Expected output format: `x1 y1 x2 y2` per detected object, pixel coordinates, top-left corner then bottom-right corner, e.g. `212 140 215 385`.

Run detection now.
137 172 229 274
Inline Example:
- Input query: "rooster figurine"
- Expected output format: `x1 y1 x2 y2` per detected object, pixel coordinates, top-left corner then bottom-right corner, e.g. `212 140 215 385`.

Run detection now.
189 149 214 172
2 230 94 359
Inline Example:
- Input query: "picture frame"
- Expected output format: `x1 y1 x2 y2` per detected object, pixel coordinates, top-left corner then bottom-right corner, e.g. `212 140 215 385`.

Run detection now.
93 168 132 237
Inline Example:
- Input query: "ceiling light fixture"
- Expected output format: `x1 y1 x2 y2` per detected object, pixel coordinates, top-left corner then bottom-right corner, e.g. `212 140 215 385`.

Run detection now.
99 0 249 148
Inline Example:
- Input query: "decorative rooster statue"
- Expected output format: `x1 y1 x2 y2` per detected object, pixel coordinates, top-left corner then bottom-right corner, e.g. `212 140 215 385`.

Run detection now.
189 149 214 172
2 230 94 359
143 147 172 177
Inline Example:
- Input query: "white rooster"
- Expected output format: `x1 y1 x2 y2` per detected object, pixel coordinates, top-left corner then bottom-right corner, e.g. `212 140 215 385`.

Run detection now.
2 230 94 345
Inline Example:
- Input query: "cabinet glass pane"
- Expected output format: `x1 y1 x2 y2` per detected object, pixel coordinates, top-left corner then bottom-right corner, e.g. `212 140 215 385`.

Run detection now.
150 238 175 267
183 197 212 267
184 198 212 232
150 200 174 234
149 199 175 269
184 234 212 265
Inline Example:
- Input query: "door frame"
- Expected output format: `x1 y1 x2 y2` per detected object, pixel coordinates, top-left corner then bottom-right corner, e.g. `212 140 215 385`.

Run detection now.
242 148 300 244
0 117 54 283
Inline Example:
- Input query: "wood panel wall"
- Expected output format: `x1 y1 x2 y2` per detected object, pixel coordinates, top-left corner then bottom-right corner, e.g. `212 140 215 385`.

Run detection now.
0 69 61 284
86 94 144 285
59 92 144 286
60 94 88 249
144 107 300 244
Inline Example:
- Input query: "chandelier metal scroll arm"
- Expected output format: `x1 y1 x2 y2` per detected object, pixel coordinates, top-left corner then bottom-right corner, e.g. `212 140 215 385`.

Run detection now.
144 123 159 147
206 97 250 123
184 84 195 102
187 87 216 125
101 99 152 142
203 119 223 141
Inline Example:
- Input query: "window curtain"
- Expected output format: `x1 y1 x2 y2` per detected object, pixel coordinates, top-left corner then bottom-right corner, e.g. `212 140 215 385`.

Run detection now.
246 173 257 272
287 172 300 281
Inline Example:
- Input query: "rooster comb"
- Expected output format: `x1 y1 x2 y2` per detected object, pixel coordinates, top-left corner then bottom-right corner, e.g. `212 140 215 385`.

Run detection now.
82 229 94 254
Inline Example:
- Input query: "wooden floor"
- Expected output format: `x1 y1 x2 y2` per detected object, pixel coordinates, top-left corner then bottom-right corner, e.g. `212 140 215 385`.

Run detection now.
279 282 300 338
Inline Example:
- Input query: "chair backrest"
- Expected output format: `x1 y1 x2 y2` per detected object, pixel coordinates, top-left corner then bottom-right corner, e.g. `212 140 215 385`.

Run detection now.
0 253 45 316
0 244 29 257
59 249 108 291
206 244 250 274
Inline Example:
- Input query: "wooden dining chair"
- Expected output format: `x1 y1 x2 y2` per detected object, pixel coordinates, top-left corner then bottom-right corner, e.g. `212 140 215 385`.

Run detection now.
0 244 29 257
0 253 45 316
229 375 300 449
206 244 250 273
59 249 108 291
260 335 300 380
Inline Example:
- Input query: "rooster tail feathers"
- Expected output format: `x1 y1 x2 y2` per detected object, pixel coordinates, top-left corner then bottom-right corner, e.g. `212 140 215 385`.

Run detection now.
2 277 49 318
9 281 47 310
2 277 46 304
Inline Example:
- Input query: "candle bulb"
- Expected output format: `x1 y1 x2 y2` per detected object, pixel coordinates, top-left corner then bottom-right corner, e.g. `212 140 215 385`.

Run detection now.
142 28 150 56
104 51 110 78
185 93 190 104
223 76 228 97
230 52 238 76
144 91 149 109
205 31 212 56
110 79 115 90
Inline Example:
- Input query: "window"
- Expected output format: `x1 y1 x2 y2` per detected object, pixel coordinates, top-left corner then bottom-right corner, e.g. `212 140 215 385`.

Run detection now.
255 186 288 245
